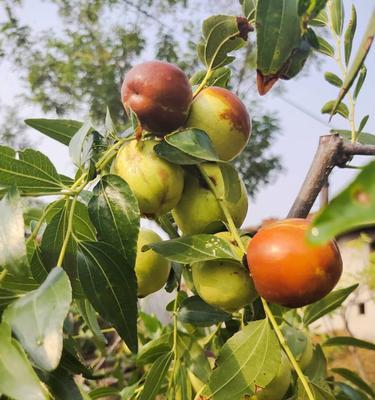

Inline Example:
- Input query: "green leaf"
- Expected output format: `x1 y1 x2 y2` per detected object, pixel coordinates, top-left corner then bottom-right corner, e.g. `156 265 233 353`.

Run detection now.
303 284 358 326
219 162 242 203
154 141 203 165
76 298 107 348
0 323 47 400
178 296 231 327
310 9 328 26
39 366 83 400
136 333 171 365
3 267 72 371
324 72 343 87
143 234 241 264
0 188 28 276
60 343 96 380
308 161 375 243
334 382 370 400
321 100 349 118
190 67 232 88
202 15 245 69
25 119 83 146
331 129 375 145
104 107 117 138
240 0 257 20
88 174 140 266
323 336 375 351
282 326 310 362
304 345 328 382
330 11 375 117
297 377 335 399
344 5 357 65
208 319 280 400
354 65 367 100
256 0 301 76
139 352 173 400
358 115 369 135
0 146 63 194
69 120 94 167
165 129 219 161
89 387 120 399
332 368 375 398
329 0 344 35
40 200 96 296
77 241 138 353
315 35 335 56
175 364 193 400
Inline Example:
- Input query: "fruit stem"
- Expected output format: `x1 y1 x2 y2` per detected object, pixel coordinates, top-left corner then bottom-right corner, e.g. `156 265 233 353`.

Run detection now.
56 196 78 268
197 164 245 251
262 299 315 400
193 69 213 99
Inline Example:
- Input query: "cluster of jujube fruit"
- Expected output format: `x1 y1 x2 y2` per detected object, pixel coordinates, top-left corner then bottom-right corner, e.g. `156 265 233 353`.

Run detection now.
112 60 343 322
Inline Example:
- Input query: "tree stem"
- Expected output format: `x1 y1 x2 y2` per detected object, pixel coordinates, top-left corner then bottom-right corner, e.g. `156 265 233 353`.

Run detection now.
193 69 213 99
262 300 315 400
198 163 315 400
56 196 78 267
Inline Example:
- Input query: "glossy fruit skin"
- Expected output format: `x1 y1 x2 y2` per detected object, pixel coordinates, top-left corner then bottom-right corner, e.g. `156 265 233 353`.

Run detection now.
247 218 343 308
121 61 192 135
192 232 257 313
172 163 248 235
135 229 171 297
112 139 184 217
252 353 291 400
185 86 251 161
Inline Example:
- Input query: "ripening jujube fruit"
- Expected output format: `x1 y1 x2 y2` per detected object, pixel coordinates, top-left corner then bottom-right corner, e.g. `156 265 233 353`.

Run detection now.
121 60 192 135
172 163 248 235
185 86 251 161
247 218 343 308
135 229 171 297
192 232 257 313
112 139 184 217
251 352 291 400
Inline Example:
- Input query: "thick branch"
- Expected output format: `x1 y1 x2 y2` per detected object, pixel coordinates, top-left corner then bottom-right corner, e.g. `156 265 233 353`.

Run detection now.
343 143 375 156
287 134 346 218
288 134 375 219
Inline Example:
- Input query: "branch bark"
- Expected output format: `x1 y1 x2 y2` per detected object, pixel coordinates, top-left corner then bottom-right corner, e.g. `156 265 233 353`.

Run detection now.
287 134 375 219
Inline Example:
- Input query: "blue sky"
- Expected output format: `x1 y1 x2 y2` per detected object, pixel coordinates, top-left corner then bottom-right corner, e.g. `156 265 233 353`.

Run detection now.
0 0 374 227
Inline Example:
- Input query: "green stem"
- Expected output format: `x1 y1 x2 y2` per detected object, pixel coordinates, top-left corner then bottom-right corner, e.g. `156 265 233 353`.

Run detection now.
167 293 180 395
262 300 315 400
56 196 78 268
197 165 244 250
193 69 213 98
328 1 357 143
198 164 315 400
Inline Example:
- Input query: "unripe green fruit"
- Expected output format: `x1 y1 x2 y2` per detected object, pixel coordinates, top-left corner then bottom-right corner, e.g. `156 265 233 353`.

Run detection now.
112 139 184 217
172 163 248 235
185 86 251 161
192 232 257 313
252 353 291 400
135 229 171 297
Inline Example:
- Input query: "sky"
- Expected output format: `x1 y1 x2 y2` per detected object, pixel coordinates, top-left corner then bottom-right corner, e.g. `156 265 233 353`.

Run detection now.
0 0 374 228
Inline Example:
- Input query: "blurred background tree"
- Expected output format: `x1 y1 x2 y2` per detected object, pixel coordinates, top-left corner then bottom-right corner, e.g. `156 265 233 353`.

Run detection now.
0 0 282 197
